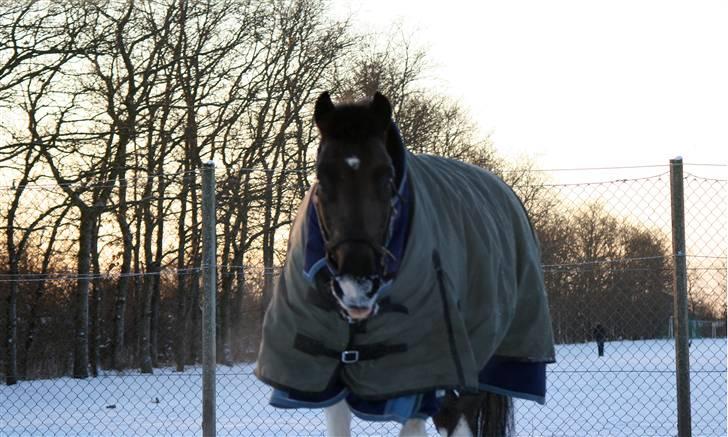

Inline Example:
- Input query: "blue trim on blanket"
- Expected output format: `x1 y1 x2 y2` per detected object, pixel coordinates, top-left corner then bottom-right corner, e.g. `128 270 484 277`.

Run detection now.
347 391 441 424
478 356 548 405
268 356 548 421
270 388 442 425
303 123 411 283
479 384 546 405
270 387 348 409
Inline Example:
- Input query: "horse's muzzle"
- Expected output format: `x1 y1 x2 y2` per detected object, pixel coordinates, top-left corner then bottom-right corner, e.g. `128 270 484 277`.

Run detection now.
333 275 378 321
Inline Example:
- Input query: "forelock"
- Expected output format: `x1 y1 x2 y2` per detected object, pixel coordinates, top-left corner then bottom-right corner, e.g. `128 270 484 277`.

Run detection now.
320 103 384 141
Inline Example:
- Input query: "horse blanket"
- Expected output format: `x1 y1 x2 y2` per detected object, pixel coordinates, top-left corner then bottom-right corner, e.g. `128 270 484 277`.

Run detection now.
255 129 555 422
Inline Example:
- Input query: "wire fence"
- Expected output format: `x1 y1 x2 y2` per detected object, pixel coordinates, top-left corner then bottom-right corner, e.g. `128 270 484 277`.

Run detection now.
0 162 725 436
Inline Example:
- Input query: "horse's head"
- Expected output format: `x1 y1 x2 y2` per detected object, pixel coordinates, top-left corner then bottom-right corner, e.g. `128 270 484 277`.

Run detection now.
313 91 396 321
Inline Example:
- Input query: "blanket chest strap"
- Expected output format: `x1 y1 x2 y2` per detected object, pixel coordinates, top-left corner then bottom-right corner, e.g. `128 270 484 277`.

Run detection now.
293 333 407 364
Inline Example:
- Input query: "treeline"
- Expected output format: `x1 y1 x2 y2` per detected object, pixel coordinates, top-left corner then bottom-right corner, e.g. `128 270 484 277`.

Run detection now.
0 0 722 384
0 0 501 383
539 203 673 343
537 200 724 344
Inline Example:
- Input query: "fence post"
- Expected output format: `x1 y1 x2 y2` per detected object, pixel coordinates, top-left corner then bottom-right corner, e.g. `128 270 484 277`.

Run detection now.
201 161 217 437
669 157 692 437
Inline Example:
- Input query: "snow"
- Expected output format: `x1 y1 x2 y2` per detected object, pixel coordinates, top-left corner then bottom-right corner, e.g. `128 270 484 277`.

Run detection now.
1 339 725 436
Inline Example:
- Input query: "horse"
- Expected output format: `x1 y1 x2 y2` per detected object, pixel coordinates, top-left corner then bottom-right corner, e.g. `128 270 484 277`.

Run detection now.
255 92 555 436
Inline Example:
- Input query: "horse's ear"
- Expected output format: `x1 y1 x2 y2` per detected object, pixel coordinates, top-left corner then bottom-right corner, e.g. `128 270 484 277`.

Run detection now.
314 91 335 130
370 92 392 130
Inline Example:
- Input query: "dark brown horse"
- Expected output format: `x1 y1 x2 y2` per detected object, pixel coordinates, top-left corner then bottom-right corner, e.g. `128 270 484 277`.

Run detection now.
314 91 513 437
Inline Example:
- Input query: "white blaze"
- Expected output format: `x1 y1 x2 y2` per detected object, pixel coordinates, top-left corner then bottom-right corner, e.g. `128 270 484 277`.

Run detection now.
345 156 360 170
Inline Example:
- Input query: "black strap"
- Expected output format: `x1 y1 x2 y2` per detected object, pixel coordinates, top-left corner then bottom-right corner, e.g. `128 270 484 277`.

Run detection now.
351 321 368 334
377 297 409 315
433 250 466 387
293 334 407 364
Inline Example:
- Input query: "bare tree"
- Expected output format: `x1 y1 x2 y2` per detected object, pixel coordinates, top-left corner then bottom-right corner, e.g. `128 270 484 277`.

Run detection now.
212 0 351 359
0 1 98 383
18 2 150 378
0 1 91 95
18 204 71 378
2 150 44 385
330 32 501 174
0 0 632 382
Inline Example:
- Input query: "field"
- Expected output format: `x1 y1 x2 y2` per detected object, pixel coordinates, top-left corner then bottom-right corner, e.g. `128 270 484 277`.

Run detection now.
1 339 725 436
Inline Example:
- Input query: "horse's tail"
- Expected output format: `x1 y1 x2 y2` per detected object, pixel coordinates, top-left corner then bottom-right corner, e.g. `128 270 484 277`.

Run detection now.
433 391 513 437
473 391 513 437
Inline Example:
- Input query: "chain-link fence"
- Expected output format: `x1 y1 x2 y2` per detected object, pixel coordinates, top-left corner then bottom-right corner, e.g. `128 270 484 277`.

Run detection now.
1 162 725 436
514 164 726 437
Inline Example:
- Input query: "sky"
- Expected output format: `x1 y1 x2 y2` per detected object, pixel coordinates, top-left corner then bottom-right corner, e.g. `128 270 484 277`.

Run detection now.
331 0 728 182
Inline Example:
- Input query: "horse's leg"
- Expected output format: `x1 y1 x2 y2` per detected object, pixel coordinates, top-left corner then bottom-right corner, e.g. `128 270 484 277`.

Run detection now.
437 417 473 437
433 391 513 437
324 399 351 437
399 418 427 437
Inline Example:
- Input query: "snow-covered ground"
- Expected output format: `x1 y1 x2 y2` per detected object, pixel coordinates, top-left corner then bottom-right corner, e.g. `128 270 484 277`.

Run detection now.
1 339 725 436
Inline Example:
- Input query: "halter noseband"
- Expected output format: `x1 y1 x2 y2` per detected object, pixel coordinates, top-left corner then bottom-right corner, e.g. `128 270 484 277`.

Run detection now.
312 178 397 280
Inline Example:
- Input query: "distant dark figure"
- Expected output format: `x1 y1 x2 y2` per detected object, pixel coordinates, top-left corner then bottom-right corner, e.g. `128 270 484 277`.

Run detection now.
593 324 607 357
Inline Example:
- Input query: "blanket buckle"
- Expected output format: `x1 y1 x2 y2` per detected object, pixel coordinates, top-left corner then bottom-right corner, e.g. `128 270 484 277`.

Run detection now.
341 350 359 363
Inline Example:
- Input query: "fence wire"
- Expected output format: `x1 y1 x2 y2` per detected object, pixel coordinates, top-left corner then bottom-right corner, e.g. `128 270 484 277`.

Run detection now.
0 166 725 436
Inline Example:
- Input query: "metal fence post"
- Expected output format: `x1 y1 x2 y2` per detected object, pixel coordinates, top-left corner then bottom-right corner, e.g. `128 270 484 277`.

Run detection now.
201 161 217 437
669 157 692 437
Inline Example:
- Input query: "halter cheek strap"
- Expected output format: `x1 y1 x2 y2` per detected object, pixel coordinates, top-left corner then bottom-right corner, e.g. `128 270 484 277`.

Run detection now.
312 180 397 279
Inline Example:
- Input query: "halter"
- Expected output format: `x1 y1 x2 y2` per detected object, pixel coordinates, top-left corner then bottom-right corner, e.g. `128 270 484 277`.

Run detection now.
311 178 398 321
312 178 398 280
